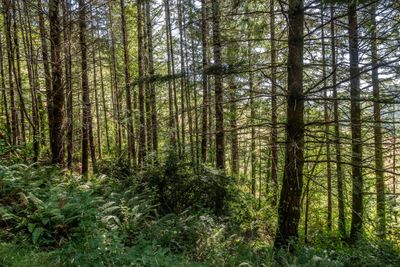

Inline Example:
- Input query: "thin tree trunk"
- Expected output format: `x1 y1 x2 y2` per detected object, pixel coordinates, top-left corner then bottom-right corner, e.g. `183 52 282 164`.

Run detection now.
98 43 110 152
146 1 158 157
348 2 363 242
330 5 346 238
371 2 385 239
321 9 332 231
49 0 64 164
62 0 73 168
200 0 208 163
270 0 278 206
143 4 152 158
37 0 53 151
249 41 256 196
79 0 94 174
107 2 122 156
164 0 176 148
18 0 39 161
3 0 18 146
12 3 27 145
0 33 11 143
177 0 186 157
211 0 225 215
137 0 146 167
211 0 224 171
120 0 135 166
228 76 238 175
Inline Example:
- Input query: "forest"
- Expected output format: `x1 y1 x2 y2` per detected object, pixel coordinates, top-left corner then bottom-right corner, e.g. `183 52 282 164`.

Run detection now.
0 0 399 266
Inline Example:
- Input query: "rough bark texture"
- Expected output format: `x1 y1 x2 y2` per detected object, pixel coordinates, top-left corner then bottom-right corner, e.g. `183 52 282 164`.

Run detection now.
201 0 208 163
37 0 52 149
270 0 278 206
137 0 147 167
120 0 135 166
79 0 93 174
330 5 346 238
211 0 225 171
146 1 158 157
321 9 332 231
348 2 363 242
3 0 18 145
274 0 304 250
371 3 385 239
0 33 11 143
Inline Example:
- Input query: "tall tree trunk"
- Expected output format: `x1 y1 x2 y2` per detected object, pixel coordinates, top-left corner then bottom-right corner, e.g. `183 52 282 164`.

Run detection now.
120 0 136 166
79 0 94 174
98 43 110 152
348 2 363 242
270 0 278 206
249 41 256 196
164 0 177 149
211 0 224 171
211 0 225 215
62 0 73 169
177 0 187 157
137 0 146 167
143 4 152 158
0 33 11 143
12 3 27 146
37 0 53 150
18 0 40 161
201 0 208 163
49 0 64 164
146 1 158 157
330 5 346 238
274 0 304 250
3 0 18 146
228 75 238 176
321 9 332 231
371 2 385 239
107 2 122 156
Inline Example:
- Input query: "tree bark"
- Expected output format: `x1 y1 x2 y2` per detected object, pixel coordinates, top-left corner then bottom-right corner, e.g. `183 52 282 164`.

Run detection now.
330 5 346 238
37 0 52 150
211 0 225 171
201 0 208 163
270 0 278 206
120 0 136 166
0 33 11 144
137 0 146 167
3 0 18 146
62 0 73 169
274 0 304 250
321 8 332 231
79 0 94 174
49 0 64 164
348 2 363 242
371 2 385 239
146 1 158 157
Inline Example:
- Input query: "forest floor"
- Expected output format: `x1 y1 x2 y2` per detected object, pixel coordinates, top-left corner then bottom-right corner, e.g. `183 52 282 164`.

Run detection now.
1 144 400 266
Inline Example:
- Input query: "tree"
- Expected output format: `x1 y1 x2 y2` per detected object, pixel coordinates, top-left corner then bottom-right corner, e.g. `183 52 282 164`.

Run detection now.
79 0 95 174
120 0 136 166
49 0 64 164
211 0 224 171
371 2 386 239
274 0 304 250
348 1 363 242
137 0 146 167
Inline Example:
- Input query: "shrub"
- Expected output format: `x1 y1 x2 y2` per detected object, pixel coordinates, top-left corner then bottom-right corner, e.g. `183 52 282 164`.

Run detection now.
138 151 230 215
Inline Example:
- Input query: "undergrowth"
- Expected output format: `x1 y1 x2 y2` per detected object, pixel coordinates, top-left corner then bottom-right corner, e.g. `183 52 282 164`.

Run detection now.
0 156 399 266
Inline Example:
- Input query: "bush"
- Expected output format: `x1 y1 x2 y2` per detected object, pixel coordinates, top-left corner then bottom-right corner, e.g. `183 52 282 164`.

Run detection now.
138 151 230 215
